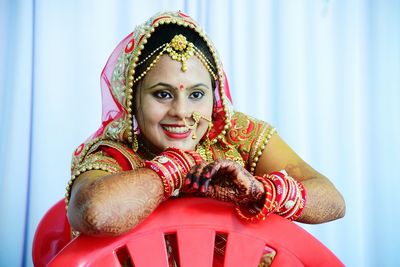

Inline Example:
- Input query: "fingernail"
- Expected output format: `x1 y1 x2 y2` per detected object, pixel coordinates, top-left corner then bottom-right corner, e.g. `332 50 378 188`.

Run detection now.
185 178 191 185
200 185 206 193
193 183 199 190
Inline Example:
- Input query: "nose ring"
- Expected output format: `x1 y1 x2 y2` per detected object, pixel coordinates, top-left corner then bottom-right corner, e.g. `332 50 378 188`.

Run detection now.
183 112 212 139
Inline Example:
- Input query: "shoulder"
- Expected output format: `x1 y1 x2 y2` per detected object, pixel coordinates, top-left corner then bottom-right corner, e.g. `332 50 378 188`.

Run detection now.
225 111 277 174
71 139 143 175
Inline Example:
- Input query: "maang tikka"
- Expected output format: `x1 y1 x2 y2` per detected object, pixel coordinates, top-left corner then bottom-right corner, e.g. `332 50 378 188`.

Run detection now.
133 34 217 84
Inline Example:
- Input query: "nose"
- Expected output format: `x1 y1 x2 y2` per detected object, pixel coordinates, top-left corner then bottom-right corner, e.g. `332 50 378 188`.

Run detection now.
169 97 190 120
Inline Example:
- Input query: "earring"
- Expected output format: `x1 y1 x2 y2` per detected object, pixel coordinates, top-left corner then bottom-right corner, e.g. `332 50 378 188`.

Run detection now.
132 132 138 152
196 120 213 162
132 117 140 152
204 120 213 160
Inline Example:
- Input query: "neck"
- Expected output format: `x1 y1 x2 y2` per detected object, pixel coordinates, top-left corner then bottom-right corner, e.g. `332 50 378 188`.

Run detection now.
138 137 160 159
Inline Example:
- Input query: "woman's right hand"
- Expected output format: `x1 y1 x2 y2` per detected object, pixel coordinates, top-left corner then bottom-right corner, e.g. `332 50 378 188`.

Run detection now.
182 159 265 205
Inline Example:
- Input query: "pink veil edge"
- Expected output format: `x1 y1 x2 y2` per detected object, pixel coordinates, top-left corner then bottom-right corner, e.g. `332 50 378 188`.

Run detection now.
89 32 134 141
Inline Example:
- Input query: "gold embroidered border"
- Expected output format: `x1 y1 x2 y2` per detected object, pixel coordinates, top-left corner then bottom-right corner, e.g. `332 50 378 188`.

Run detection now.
249 126 277 175
65 152 123 208
95 139 143 169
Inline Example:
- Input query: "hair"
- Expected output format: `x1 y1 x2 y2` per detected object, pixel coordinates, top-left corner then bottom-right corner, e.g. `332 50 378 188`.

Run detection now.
132 24 217 119
133 24 217 90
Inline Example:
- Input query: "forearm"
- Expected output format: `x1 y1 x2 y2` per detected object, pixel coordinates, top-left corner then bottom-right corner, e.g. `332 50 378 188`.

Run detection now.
67 168 164 236
296 176 345 224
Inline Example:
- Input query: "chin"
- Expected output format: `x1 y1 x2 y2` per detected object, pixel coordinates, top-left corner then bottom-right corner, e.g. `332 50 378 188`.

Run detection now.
163 141 196 152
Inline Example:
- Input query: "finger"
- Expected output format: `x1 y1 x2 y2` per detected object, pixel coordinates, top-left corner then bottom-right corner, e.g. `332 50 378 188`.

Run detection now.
187 161 207 190
204 159 238 180
182 164 201 192
201 178 212 193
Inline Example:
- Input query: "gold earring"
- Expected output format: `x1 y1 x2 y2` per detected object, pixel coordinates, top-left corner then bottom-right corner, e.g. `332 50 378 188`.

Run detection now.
132 132 138 152
204 120 213 160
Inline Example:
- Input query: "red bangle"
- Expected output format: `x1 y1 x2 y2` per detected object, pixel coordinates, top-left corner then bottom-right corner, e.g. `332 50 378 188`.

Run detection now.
235 176 277 222
143 160 173 200
162 148 192 174
289 180 307 221
186 151 203 165
277 177 298 215
265 172 287 208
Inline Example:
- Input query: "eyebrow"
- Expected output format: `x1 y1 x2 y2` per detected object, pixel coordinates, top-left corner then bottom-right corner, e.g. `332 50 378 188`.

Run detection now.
145 82 210 91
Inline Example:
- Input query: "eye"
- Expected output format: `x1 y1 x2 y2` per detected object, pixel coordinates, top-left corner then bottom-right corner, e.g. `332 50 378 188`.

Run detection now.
153 91 172 99
189 91 205 100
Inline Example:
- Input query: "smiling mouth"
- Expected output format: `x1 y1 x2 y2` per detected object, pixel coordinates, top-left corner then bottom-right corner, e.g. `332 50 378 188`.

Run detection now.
161 125 192 139
162 125 190 134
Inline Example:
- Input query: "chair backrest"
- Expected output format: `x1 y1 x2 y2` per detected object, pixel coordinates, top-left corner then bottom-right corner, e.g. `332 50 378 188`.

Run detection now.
32 199 71 267
37 197 344 267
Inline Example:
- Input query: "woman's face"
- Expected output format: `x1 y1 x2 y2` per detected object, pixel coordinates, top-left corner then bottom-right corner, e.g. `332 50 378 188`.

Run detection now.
135 54 214 153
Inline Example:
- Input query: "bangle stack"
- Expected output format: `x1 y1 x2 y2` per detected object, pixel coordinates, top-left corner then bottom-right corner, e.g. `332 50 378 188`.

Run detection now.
143 147 202 200
267 170 307 221
235 170 307 222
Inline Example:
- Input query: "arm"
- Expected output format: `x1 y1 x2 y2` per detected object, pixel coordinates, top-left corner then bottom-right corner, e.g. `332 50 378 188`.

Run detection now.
67 168 164 236
254 134 346 224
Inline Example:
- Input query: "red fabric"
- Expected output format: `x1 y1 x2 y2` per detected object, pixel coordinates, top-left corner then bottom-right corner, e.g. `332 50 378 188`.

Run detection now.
101 146 132 171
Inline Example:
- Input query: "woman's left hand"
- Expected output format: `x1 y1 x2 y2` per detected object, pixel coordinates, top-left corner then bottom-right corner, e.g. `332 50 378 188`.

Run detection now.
182 159 265 205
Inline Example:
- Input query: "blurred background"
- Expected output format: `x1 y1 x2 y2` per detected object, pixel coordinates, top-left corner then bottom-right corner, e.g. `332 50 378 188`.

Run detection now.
1 0 399 266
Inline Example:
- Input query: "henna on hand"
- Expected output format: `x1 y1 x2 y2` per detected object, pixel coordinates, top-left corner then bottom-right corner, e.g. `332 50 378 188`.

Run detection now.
183 159 265 205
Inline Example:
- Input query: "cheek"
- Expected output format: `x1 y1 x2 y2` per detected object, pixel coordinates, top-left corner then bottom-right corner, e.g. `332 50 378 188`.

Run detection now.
137 98 165 128
200 95 214 117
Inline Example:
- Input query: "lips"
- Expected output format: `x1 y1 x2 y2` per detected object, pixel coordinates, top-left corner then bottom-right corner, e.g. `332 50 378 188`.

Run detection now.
161 124 192 139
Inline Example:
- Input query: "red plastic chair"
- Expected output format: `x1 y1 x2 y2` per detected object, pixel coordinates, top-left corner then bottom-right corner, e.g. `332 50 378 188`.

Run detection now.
32 199 71 267
33 197 344 267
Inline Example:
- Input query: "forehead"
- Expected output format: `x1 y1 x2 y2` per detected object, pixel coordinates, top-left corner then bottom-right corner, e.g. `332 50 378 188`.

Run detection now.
141 54 212 86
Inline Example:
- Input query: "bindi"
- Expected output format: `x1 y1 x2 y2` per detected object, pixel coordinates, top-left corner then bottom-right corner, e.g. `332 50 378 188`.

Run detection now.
179 84 185 91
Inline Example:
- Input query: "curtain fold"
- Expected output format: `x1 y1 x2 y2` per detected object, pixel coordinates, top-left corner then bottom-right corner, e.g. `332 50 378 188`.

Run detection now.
1 0 399 266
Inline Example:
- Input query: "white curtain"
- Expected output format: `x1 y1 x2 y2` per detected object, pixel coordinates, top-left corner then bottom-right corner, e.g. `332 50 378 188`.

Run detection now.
1 0 399 266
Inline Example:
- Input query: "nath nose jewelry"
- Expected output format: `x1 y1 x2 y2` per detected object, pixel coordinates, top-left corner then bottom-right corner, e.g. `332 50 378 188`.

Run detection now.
183 111 212 139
